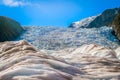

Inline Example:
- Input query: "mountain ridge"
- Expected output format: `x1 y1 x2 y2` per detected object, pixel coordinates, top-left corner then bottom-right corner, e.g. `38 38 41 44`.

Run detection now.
69 8 120 28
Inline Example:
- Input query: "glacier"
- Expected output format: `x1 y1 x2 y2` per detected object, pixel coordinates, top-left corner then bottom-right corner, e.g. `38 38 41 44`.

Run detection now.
0 40 120 80
16 26 120 50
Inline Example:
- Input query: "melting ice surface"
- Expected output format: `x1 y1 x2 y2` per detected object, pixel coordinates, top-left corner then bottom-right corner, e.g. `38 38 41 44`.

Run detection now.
16 26 120 50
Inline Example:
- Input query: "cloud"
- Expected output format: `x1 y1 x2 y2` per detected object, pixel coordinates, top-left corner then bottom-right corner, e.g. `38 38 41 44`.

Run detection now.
2 0 31 7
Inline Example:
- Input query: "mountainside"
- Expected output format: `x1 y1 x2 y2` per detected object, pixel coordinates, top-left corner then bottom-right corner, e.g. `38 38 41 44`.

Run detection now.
68 7 120 41
0 40 120 80
16 26 120 50
0 16 23 42
112 9 120 40
69 8 120 28
69 16 97 28
88 8 119 28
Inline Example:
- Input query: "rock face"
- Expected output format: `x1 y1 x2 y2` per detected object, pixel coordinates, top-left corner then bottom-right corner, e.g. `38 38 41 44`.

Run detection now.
69 8 120 28
87 8 119 28
0 40 120 80
0 16 23 42
112 9 120 40
69 16 97 28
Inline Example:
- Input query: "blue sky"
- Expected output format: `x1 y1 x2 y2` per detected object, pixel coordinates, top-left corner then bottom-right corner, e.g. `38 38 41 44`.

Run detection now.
0 0 120 27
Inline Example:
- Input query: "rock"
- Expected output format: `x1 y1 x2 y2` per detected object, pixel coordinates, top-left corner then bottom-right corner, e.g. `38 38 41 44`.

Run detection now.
69 8 120 28
87 8 119 28
0 16 23 42
112 9 120 40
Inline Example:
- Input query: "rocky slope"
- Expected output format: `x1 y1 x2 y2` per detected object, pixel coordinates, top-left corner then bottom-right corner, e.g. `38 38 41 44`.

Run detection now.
88 8 119 28
69 8 119 28
68 7 120 41
112 9 120 40
0 16 23 42
0 40 120 80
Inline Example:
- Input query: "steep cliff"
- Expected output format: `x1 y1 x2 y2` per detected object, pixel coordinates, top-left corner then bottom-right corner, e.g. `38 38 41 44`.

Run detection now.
112 9 120 40
0 16 23 42
87 8 119 28
69 8 120 28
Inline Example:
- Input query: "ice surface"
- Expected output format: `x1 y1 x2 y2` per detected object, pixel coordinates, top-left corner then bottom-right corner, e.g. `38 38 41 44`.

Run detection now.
16 26 120 50
0 40 120 80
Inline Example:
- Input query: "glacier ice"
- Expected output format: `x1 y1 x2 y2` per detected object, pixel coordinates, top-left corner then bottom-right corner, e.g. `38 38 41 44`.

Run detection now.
16 26 120 50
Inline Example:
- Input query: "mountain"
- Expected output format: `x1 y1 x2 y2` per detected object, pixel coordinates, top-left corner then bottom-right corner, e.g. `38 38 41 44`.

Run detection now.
69 16 97 28
0 40 120 80
0 16 23 42
69 8 120 28
68 7 120 41
88 8 119 28
112 9 120 40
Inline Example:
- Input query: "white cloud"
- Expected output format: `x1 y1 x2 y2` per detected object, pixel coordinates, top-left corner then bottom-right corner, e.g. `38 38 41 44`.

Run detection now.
2 0 31 7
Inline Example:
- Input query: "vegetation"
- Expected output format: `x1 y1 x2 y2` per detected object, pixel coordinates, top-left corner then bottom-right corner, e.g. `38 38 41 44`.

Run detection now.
0 16 23 42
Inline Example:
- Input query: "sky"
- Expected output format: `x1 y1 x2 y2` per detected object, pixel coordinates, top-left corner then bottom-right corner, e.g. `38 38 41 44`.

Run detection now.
0 0 120 27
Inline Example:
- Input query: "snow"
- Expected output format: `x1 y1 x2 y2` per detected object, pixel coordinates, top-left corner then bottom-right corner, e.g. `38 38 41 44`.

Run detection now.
70 15 98 28
115 9 118 14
